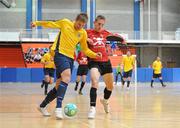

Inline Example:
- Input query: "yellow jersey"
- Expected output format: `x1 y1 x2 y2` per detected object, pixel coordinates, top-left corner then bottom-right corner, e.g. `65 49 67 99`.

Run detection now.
41 52 55 69
35 19 96 59
152 60 162 74
122 56 135 72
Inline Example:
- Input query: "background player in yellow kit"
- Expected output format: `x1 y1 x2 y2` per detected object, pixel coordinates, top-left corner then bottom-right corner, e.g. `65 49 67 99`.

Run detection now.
121 51 135 89
40 46 55 95
151 57 166 88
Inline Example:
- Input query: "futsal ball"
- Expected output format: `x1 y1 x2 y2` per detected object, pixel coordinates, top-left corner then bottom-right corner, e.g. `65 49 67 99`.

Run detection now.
64 103 78 117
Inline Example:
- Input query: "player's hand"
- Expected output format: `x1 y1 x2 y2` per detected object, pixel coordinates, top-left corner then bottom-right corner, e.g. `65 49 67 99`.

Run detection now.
31 22 36 28
87 38 94 45
96 52 102 59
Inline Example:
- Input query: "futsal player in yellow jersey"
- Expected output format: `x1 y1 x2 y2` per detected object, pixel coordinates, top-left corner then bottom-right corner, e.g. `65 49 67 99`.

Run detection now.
121 51 135 89
40 46 55 95
32 13 102 119
151 57 166 88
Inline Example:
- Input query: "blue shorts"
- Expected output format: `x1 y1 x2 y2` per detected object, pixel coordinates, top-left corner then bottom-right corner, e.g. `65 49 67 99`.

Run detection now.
54 52 74 79
123 70 132 78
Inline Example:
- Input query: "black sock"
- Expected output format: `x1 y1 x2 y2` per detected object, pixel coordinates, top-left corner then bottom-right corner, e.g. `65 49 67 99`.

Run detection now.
44 82 49 95
104 88 112 100
151 80 154 87
122 80 125 85
40 87 57 108
90 87 97 107
127 81 130 87
75 81 79 91
79 82 85 92
41 80 45 88
160 79 164 86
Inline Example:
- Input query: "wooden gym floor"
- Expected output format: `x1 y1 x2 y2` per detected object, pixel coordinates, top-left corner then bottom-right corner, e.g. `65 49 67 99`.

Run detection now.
0 82 180 128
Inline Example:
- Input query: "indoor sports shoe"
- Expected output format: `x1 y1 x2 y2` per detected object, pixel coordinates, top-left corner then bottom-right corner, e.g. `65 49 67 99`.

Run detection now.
55 108 63 119
88 106 96 119
100 99 110 113
79 91 83 95
37 106 51 116
162 84 166 88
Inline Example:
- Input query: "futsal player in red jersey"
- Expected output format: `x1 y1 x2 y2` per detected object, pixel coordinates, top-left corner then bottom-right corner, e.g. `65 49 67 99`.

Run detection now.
74 51 89 95
86 15 124 119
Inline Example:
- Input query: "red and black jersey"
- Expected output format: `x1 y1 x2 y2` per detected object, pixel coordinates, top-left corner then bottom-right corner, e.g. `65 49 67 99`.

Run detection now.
76 51 88 65
86 29 111 62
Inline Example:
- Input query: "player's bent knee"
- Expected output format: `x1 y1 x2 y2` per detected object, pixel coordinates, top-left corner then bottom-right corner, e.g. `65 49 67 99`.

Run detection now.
107 85 114 91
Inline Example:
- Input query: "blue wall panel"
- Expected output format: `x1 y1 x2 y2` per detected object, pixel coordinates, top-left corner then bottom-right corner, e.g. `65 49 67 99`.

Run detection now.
31 68 43 82
1 68 16 82
0 68 180 82
145 68 153 82
0 68 1 82
173 68 180 82
16 68 31 82
137 68 146 82
162 68 173 82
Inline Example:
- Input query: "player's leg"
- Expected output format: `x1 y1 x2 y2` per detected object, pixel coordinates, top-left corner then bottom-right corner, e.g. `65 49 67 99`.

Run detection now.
46 69 55 95
88 67 100 119
127 70 132 89
41 68 48 88
99 60 113 113
41 79 45 88
122 72 127 88
75 66 81 91
79 75 86 95
159 75 166 87
55 54 74 119
151 72 156 88
38 78 61 116
44 76 50 95
101 72 114 113
79 66 88 95
75 75 81 91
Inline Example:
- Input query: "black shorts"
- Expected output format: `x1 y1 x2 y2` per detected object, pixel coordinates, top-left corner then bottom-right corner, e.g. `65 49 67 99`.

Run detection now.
123 70 133 78
43 68 55 78
88 60 113 76
77 65 88 76
153 73 162 78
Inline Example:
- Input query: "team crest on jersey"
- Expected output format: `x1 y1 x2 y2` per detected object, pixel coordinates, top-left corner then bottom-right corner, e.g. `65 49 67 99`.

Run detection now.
93 37 105 46
77 33 81 38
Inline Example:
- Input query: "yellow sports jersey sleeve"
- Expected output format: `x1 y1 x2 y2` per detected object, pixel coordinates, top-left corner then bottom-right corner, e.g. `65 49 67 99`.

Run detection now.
152 61 162 74
80 31 97 58
41 53 55 69
34 18 68 29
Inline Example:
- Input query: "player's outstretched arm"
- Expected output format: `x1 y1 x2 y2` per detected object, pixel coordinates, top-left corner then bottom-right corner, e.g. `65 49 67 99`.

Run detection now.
31 19 66 29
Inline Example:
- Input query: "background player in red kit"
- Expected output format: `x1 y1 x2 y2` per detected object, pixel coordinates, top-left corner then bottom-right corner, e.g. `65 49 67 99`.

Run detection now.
74 51 89 95
86 15 124 119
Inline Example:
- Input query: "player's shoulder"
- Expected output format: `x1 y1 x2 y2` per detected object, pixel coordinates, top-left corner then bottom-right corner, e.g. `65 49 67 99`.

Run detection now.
80 29 87 36
86 29 94 33
102 29 111 34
